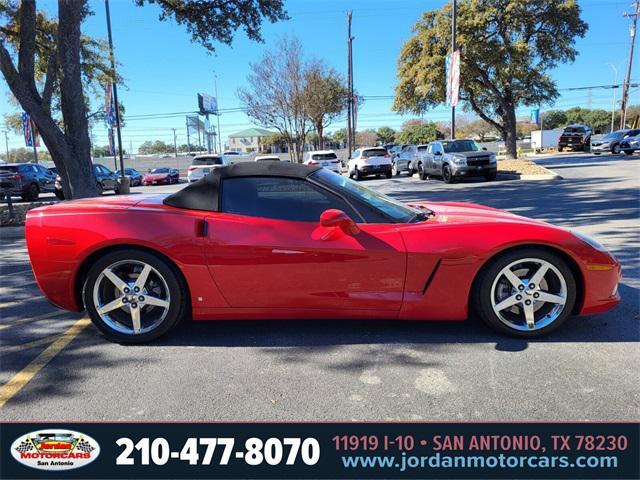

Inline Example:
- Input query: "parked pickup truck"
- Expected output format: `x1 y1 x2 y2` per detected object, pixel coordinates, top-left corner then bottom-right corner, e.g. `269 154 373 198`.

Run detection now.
558 124 592 152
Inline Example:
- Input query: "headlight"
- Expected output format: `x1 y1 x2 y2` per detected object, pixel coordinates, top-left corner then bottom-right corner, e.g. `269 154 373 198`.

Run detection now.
573 231 609 252
489 154 497 163
452 157 466 165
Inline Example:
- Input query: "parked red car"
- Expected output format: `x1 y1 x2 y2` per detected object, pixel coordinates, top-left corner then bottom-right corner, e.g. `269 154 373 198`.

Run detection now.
25 163 620 343
142 167 179 186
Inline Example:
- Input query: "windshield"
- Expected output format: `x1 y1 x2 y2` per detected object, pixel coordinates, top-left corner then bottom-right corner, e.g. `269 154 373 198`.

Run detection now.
193 157 223 165
442 140 481 153
563 126 586 133
311 169 421 223
362 148 388 158
311 152 337 161
151 168 169 173
602 131 626 141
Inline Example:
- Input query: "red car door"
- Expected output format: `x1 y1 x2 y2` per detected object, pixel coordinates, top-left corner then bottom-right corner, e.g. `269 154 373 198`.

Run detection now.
203 176 406 311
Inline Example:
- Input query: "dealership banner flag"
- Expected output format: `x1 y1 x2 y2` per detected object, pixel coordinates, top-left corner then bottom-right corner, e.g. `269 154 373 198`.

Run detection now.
1 422 638 479
446 50 461 107
106 82 118 127
530 108 540 126
108 127 115 156
21 112 39 147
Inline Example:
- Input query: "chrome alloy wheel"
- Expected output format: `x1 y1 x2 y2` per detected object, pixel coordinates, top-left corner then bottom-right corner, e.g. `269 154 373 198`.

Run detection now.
490 257 567 332
92 260 171 335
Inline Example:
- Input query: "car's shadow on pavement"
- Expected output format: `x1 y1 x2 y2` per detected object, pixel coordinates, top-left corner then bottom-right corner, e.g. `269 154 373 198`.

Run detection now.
151 283 639 351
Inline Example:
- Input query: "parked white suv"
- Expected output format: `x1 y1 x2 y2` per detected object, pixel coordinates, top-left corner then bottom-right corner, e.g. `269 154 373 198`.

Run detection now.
303 150 342 173
347 147 392 180
187 154 228 183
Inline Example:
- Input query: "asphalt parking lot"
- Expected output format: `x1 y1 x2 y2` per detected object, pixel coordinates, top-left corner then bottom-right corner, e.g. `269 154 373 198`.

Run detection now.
0 152 638 421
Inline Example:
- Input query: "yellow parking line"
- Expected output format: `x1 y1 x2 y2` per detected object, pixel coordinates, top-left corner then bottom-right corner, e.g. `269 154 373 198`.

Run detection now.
0 334 63 354
0 311 65 330
0 318 91 409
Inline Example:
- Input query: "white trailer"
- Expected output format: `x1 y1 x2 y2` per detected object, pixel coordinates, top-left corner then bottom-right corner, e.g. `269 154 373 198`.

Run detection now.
531 128 564 152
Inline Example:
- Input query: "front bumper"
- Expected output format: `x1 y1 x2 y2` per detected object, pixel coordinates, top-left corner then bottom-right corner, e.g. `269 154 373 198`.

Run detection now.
590 143 611 153
451 164 497 177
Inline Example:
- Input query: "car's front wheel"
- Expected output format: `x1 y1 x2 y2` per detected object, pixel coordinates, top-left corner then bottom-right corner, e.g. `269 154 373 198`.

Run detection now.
83 249 187 343
418 162 428 180
473 248 576 337
442 164 455 183
612 144 621 154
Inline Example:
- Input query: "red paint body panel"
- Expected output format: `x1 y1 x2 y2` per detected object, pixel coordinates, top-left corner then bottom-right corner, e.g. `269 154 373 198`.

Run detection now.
25 194 621 322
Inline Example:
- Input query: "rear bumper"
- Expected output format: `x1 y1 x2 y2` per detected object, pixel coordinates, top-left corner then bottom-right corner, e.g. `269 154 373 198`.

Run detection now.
559 140 587 149
359 164 392 174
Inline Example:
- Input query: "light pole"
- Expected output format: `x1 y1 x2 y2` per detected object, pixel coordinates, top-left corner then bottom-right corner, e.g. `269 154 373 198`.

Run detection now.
105 0 129 193
608 63 618 133
451 0 457 139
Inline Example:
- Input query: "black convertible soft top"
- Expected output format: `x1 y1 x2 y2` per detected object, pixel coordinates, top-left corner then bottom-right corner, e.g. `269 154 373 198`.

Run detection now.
163 161 322 211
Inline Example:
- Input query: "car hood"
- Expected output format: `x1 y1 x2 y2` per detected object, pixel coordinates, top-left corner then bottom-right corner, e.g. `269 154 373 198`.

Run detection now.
449 151 492 159
409 201 549 227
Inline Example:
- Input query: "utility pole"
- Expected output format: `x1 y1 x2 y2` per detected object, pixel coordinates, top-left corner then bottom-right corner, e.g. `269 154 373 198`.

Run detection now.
105 0 129 193
620 1 639 129
2 130 9 162
451 0 457 139
214 73 222 153
346 11 354 157
172 128 178 157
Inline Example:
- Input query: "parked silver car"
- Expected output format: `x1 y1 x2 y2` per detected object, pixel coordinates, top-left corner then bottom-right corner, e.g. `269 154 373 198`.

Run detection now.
417 139 497 183
394 144 429 176
592 129 640 155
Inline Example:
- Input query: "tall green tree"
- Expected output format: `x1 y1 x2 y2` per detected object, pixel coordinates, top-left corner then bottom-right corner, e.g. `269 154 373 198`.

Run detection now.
394 0 588 158
1 0 287 198
376 126 396 144
396 122 440 144
302 61 349 150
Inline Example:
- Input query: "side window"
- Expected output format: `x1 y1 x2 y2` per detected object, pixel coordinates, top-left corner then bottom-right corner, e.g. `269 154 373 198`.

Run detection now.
221 177 359 222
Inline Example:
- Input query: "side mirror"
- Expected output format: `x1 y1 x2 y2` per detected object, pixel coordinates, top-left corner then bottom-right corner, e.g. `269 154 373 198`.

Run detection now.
320 209 360 237
482 147 488 151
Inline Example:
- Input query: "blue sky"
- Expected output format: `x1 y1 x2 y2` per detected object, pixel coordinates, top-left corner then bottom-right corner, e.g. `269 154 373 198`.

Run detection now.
1 0 637 152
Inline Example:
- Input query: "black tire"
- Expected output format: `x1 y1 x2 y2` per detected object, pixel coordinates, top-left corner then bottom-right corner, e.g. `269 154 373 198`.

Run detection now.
54 188 65 200
624 150 634 155
82 249 187 343
22 183 39 202
558 146 563 152
442 164 454 183
612 143 621 154
485 172 497 181
392 162 399 176
385 171 392 179
96 182 104 195
354 167 362 181
418 162 428 180
472 247 576 338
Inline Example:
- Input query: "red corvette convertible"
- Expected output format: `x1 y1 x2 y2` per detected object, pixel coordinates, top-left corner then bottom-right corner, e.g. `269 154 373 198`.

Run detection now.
25 163 620 343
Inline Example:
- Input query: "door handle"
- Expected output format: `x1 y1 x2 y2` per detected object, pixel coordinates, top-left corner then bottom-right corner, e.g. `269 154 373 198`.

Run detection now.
196 219 209 237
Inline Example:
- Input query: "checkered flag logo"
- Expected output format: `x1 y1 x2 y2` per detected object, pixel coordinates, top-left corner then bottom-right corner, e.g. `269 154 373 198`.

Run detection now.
14 439 34 453
75 438 94 453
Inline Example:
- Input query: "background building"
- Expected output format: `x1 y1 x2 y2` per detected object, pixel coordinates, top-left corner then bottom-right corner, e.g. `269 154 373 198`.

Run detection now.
227 127 274 153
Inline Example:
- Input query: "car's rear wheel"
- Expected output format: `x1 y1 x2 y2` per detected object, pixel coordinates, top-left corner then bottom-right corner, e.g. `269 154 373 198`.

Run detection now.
485 172 497 181
354 167 362 181
392 162 399 176
23 183 39 201
418 162 428 180
558 146 563 152
83 249 187 343
624 150 634 155
442 164 454 183
473 248 576 337
385 171 392 179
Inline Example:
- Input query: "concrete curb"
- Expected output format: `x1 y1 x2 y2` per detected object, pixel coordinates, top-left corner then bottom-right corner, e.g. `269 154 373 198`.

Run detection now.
0 226 25 239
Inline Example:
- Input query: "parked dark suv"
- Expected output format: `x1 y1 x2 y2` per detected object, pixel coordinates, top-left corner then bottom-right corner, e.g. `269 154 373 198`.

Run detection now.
54 163 120 199
558 124 592 152
0 163 57 201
